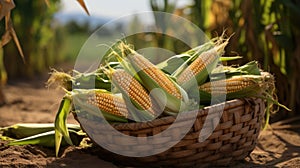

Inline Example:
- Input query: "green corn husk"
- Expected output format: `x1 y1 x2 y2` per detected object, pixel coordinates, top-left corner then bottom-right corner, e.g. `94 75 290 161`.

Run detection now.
71 71 111 90
7 129 85 148
210 61 262 81
55 97 73 157
235 61 261 75
47 62 120 91
0 123 81 139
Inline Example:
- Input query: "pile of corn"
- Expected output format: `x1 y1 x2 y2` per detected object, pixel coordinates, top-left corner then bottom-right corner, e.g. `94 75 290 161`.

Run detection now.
48 35 288 156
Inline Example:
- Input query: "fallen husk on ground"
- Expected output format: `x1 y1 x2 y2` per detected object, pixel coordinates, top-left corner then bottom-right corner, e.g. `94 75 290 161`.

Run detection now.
0 123 86 151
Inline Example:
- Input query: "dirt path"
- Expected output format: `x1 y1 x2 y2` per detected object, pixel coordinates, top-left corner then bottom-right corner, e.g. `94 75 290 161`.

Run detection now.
0 82 299 167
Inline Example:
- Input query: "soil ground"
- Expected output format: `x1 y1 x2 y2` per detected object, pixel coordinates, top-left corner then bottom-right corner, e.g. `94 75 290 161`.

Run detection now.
0 78 300 168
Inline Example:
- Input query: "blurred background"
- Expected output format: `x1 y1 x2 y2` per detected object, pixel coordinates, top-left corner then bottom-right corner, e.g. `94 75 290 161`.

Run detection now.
0 0 299 121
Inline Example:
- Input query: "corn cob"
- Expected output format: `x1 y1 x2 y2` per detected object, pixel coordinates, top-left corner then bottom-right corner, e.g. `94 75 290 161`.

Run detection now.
55 89 128 156
200 77 256 93
113 42 189 113
129 54 182 99
199 75 265 101
157 40 216 74
108 69 160 121
175 39 228 90
86 92 129 118
156 38 241 75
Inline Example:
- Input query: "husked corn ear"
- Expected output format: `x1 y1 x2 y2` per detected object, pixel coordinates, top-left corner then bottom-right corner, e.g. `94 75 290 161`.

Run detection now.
176 39 229 90
111 69 157 116
157 41 216 75
129 54 182 99
87 92 128 118
114 42 189 113
177 48 217 84
199 75 265 101
199 77 257 94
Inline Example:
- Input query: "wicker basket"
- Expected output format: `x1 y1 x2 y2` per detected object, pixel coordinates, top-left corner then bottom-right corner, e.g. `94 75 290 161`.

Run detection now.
75 97 265 167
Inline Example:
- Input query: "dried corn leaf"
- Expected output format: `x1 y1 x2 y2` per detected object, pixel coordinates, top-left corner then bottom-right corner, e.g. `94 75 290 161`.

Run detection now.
0 0 24 62
4 14 24 61
0 0 15 20
77 0 90 15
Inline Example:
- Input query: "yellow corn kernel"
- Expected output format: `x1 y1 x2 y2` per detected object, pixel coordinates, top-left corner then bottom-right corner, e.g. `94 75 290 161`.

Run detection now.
175 39 228 89
129 54 182 99
199 76 258 95
86 92 128 118
177 49 218 84
115 42 187 113
112 69 157 116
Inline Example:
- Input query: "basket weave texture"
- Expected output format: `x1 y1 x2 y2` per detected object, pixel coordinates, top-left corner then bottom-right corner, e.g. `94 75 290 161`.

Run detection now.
75 97 265 167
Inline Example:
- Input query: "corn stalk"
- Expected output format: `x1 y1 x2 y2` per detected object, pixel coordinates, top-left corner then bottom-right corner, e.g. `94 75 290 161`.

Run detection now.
187 0 299 117
148 0 298 117
0 0 24 105
0 0 89 106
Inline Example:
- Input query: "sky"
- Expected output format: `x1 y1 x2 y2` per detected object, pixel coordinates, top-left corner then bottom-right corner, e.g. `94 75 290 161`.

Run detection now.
60 0 192 19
